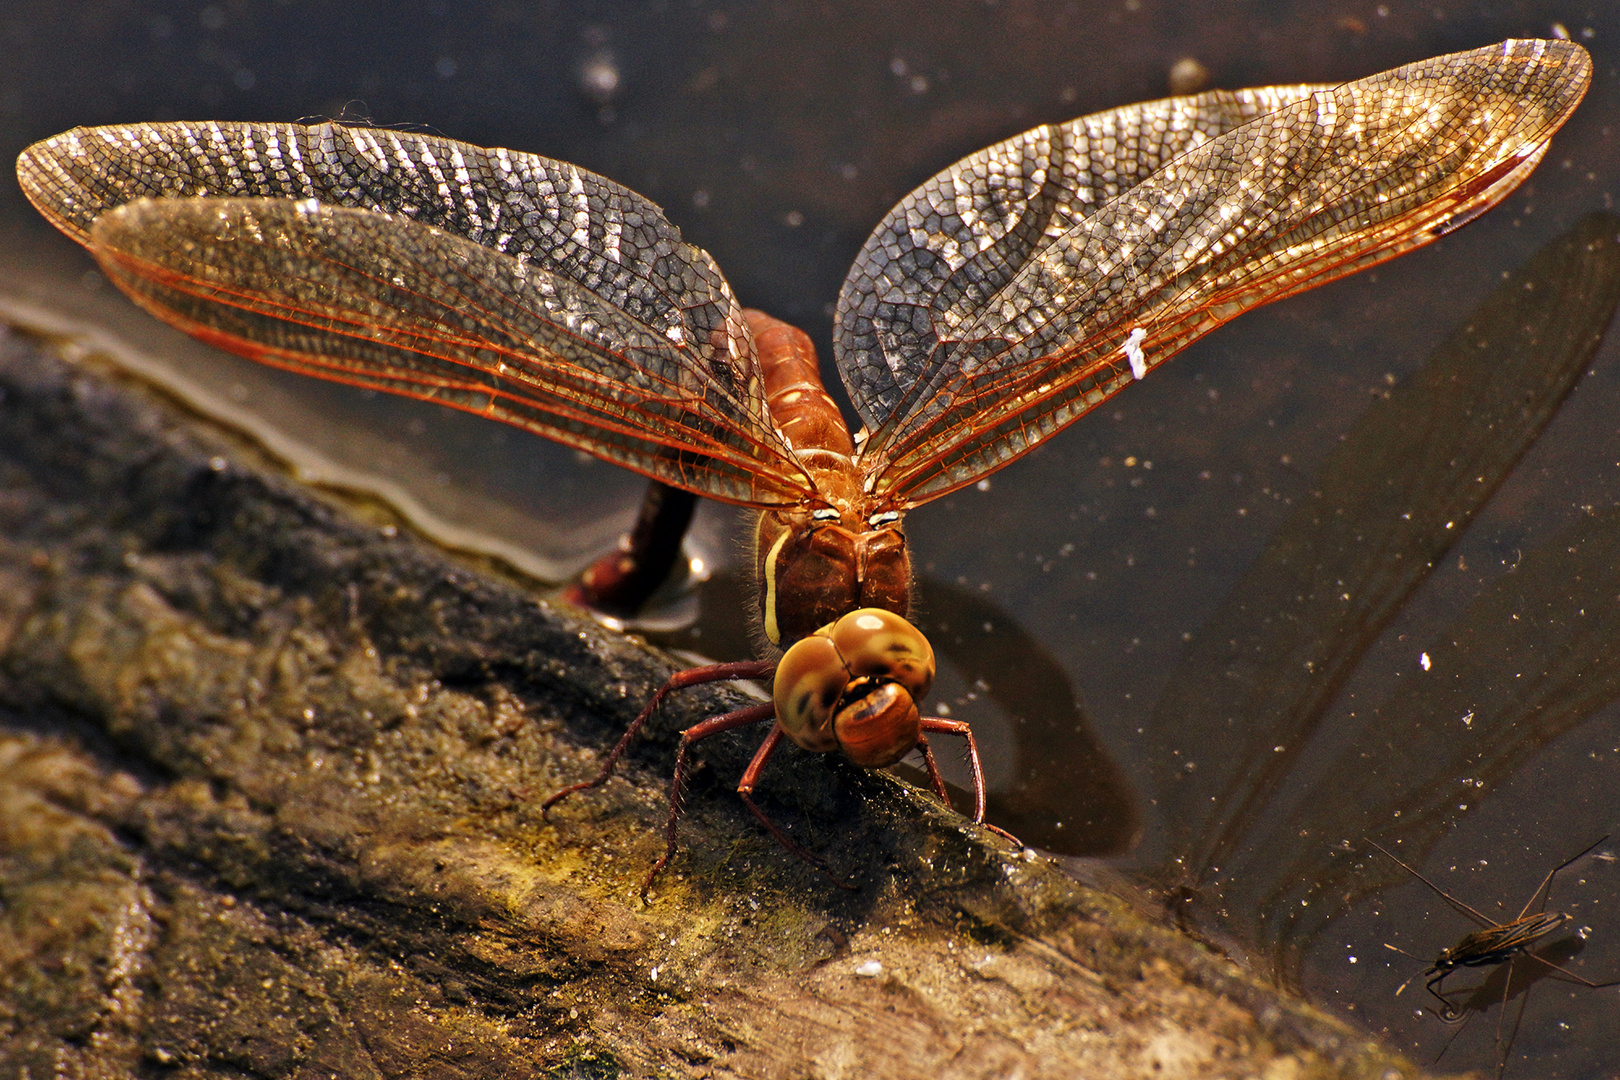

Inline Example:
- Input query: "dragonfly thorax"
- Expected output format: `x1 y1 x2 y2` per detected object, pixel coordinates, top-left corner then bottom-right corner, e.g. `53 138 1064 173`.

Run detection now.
744 308 914 647
754 502 910 649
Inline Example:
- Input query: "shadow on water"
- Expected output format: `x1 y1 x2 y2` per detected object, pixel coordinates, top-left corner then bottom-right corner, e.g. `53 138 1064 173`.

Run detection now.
1134 211 1620 1072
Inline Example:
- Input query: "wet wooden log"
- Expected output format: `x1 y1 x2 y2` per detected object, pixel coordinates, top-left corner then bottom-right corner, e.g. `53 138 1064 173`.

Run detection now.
0 325 1431 1078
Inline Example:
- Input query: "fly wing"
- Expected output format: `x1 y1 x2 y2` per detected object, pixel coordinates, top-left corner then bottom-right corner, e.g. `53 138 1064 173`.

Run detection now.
18 122 811 507
836 39 1591 506
1449 912 1567 966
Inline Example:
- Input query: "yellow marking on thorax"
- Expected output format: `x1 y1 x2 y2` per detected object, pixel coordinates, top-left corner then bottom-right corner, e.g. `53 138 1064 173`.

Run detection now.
761 528 792 645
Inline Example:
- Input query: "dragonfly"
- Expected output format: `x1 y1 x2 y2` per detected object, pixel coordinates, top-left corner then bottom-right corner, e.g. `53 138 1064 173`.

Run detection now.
16 40 1590 895
1367 837 1619 1077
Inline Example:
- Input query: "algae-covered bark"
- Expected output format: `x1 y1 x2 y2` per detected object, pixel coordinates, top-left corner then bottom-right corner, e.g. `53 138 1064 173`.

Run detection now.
0 328 1424 1078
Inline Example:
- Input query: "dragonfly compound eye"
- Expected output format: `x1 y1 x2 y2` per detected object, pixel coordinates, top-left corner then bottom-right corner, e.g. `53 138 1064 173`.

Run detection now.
773 633 846 753
773 608 936 766
826 608 935 700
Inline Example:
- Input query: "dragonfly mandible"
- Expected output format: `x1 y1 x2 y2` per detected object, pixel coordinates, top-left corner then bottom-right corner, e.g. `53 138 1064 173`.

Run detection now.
16 39 1590 894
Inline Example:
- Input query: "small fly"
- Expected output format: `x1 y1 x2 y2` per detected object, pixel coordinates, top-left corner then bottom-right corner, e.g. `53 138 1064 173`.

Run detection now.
1367 835 1619 1077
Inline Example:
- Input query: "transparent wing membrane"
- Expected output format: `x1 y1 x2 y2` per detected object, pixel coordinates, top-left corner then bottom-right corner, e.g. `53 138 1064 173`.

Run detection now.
15 42 1590 512
18 121 812 506
837 40 1590 505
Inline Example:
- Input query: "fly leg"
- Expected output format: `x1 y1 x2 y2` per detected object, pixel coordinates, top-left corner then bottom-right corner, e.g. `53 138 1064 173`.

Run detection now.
1516 951 1620 990
1431 1010 1475 1066
543 659 775 811
1503 833 1620 993
1425 968 1467 1023
1515 833 1609 919
562 480 697 618
1496 955 1524 1080
919 716 1022 847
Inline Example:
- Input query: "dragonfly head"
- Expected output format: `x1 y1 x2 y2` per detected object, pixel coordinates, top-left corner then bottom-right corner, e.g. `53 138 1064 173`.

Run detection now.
773 608 933 768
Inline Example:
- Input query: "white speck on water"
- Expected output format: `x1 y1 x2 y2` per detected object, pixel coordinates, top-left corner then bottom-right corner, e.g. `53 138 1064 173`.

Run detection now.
1420 652 1431 671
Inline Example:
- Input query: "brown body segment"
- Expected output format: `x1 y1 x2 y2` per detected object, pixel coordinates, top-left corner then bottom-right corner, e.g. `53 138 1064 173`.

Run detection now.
746 309 911 647
750 310 854 459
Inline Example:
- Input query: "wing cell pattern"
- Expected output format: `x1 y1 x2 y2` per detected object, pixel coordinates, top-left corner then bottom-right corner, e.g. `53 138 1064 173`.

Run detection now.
837 82 1325 420
19 121 810 505
837 40 1591 505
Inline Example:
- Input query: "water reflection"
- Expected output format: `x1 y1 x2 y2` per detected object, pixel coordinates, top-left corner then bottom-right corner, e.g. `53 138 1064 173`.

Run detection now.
1132 211 1620 1073
1145 211 1620 916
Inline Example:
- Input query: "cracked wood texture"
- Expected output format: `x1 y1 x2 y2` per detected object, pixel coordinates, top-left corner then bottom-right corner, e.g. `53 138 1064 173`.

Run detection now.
0 328 1434 1078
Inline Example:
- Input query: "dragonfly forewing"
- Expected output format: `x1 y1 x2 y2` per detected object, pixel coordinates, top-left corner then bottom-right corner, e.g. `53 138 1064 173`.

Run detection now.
835 81 1328 424
838 39 1591 505
19 121 813 507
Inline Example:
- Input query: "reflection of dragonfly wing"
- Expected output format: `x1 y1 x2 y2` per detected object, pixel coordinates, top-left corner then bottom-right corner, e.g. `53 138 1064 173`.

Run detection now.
1151 211 1620 987
17 123 811 507
838 40 1590 506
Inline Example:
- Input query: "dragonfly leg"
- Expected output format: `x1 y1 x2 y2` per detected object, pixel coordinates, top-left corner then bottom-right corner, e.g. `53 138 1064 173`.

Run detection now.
735 725 856 891
919 716 1021 848
562 480 697 618
915 734 951 803
542 659 776 812
640 700 776 899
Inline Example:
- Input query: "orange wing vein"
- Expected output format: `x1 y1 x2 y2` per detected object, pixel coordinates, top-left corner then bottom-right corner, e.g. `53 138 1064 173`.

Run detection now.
18 121 813 507
836 39 1590 506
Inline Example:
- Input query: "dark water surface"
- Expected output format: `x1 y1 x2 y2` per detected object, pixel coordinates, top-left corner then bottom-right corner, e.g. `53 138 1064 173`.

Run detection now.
3 2 1618 1076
